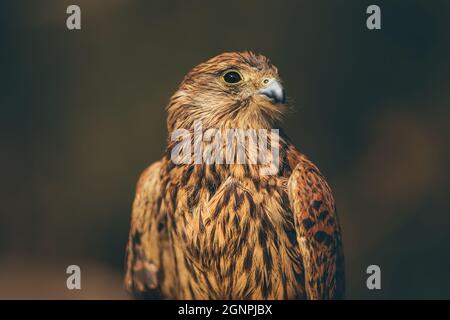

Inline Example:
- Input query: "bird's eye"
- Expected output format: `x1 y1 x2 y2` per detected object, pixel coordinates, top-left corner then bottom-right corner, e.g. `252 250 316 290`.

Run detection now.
223 70 242 84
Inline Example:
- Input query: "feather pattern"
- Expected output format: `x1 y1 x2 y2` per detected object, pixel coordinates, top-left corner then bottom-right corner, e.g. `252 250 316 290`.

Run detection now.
125 52 344 299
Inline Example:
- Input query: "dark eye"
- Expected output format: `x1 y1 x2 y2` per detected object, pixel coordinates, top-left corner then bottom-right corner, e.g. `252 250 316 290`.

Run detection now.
223 70 242 84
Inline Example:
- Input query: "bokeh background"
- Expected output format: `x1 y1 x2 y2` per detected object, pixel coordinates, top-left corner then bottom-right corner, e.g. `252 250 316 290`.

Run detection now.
1 0 449 299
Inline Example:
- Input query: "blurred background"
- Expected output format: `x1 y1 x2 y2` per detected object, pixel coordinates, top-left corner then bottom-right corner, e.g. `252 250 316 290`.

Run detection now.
1 0 449 299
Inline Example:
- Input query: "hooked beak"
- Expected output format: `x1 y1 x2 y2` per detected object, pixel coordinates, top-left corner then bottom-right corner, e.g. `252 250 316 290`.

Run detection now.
258 79 285 104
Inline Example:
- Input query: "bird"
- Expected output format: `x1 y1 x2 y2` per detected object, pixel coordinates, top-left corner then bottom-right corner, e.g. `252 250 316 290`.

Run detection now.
124 51 345 300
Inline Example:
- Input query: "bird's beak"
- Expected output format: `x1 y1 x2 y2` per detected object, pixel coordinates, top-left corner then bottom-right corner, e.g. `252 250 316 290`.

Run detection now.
258 79 286 104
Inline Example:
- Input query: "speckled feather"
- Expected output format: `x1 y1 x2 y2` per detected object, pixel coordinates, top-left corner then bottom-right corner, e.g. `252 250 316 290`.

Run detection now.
125 52 344 300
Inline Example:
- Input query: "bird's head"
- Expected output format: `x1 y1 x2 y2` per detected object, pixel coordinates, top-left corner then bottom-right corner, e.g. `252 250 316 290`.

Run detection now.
167 51 287 132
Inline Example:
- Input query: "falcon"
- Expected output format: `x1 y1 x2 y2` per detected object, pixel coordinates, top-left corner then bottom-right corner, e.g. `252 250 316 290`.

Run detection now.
125 51 345 299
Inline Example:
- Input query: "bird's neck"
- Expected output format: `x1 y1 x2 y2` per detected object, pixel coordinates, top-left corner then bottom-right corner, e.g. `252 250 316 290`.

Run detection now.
166 128 297 181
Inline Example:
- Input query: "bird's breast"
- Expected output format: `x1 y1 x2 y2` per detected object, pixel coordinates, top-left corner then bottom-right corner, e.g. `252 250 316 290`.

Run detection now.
170 168 304 299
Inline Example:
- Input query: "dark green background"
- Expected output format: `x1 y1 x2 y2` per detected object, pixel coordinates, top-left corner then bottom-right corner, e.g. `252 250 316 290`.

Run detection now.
1 0 449 299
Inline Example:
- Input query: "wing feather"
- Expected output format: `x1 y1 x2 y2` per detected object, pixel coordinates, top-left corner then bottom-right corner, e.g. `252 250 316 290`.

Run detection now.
125 161 164 299
287 152 345 299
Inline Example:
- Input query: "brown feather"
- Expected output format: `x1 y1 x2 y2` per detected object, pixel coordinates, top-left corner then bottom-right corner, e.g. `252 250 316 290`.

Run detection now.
125 52 344 299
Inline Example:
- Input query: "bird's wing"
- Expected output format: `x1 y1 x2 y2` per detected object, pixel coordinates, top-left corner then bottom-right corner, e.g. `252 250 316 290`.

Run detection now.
287 150 345 300
125 161 165 299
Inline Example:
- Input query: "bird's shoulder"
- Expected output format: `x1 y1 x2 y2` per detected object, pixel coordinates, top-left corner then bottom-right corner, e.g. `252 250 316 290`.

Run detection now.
286 146 337 236
135 160 164 196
